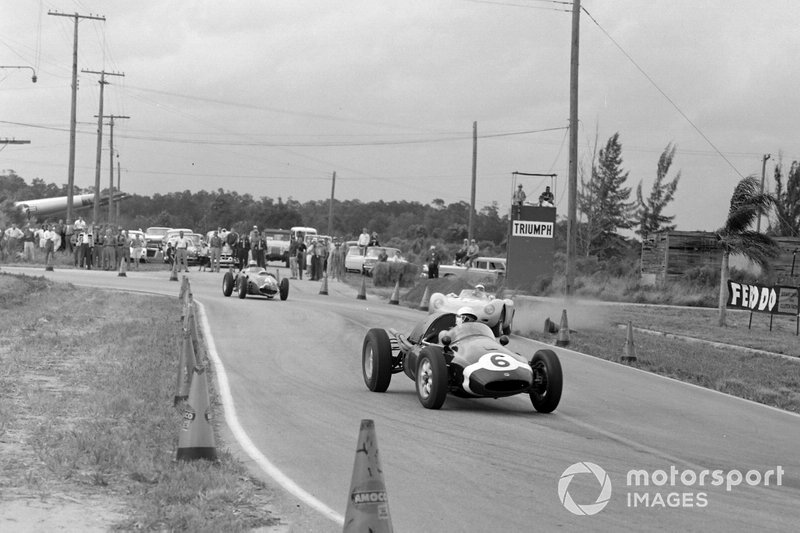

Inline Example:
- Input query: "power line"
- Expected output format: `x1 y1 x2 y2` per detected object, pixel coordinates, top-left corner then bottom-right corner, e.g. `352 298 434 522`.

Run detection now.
581 6 745 180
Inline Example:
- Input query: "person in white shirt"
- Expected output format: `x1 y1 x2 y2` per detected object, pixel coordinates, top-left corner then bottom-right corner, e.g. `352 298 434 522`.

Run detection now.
357 227 370 255
43 225 56 265
174 231 190 272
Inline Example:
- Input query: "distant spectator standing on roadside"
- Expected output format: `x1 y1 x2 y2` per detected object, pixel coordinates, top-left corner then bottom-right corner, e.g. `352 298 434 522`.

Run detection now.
289 236 299 279
5 223 23 259
369 232 380 247
377 248 388 262
295 238 307 280
426 245 440 279
209 230 222 272
513 184 526 207
236 231 249 271
64 219 74 254
22 224 35 262
357 227 370 254
174 230 190 272
102 227 115 270
131 231 144 271
43 224 56 267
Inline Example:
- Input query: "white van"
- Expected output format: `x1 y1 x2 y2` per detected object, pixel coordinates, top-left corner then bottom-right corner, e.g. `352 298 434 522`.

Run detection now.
290 226 317 242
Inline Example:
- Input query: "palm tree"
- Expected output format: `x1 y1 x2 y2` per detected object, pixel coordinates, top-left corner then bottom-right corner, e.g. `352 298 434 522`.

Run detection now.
716 176 778 326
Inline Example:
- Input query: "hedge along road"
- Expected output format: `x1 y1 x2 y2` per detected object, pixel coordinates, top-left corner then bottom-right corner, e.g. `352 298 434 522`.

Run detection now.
6 265 800 532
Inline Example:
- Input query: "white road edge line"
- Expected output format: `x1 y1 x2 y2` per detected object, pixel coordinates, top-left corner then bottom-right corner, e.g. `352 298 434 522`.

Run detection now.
194 300 346 526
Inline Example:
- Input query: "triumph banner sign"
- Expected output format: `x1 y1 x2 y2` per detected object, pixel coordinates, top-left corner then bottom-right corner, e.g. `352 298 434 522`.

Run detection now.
727 281 799 316
511 220 554 238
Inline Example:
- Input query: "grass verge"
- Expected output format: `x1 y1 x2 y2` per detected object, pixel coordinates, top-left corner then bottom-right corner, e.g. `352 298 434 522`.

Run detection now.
0 272 279 531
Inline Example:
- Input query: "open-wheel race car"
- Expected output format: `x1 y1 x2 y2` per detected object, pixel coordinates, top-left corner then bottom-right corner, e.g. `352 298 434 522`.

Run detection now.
222 262 289 300
428 284 514 336
361 311 562 412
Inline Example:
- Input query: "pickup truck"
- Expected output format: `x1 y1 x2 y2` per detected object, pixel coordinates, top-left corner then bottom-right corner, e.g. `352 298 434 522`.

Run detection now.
421 256 507 281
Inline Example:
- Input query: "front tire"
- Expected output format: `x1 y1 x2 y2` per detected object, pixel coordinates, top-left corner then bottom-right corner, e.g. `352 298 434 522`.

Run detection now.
529 349 563 413
279 277 289 300
491 309 505 337
222 272 234 297
362 329 393 392
416 347 448 409
237 276 247 299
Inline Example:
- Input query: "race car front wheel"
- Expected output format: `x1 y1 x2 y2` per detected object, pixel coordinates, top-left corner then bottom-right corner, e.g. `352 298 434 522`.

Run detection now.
279 278 289 301
237 277 247 299
416 347 447 409
362 329 393 392
222 272 234 297
529 349 563 413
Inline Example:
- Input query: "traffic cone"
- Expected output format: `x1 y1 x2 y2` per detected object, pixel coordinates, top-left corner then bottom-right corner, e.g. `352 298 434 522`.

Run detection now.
118 255 128 277
174 328 197 406
388 280 400 305
169 268 178 282
555 309 570 347
319 273 329 295
176 365 216 461
621 320 637 363
343 419 393 533
45 254 54 271
544 317 559 334
357 276 367 300
418 286 430 311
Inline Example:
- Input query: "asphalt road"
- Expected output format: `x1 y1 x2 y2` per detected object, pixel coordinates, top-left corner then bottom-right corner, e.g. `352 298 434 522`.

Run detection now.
8 264 800 532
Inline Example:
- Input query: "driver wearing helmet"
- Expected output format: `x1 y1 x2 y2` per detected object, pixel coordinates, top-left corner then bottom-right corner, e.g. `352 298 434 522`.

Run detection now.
455 306 477 326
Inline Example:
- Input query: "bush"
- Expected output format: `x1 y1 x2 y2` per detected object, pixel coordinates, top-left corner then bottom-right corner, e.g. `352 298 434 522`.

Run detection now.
371 262 420 287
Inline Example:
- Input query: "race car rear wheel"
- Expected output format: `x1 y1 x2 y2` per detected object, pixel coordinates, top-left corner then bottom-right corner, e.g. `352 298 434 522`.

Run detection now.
237 276 247 299
529 349 563 413
222 272 234 297
362 329 393 392
416 347 448 409
279 277 289 301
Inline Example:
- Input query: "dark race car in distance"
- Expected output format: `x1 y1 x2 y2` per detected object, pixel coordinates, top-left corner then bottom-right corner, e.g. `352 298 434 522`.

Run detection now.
362 312 562 411
222 262 289 300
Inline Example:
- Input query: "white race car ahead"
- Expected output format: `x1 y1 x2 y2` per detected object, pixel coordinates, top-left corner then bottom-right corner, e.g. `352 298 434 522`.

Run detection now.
428 285 514 336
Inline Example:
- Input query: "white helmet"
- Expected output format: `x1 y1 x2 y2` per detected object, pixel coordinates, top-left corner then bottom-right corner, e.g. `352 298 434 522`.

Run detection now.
456 306 477 325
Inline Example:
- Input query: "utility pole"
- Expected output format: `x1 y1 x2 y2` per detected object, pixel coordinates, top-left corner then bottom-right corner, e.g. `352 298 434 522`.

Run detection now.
101 115 129 223
116 157 121 223
328 171 336 236
757 153 771 233
565 0 581 297
84 69 124 224
48 10 105 226
469 121 477 241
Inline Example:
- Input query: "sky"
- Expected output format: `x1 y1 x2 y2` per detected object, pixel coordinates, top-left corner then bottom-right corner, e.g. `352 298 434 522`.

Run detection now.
1 0 798 233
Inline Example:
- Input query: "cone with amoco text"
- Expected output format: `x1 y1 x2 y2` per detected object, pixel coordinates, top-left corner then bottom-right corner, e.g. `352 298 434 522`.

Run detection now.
343 419 393 532
176 365 216 461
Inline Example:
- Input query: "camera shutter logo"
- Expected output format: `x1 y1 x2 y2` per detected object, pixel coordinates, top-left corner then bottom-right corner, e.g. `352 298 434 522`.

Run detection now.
558 462 612 516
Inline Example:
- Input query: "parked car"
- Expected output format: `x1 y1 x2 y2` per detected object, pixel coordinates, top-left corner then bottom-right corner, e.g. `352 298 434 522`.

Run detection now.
144 226 171 259
161 229 202 265
362 246 405 275
263 228 292 267
344 246 366 273
421 256 506 281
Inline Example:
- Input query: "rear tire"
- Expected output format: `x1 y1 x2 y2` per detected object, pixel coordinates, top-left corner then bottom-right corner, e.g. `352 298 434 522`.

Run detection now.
222 272 234 297
529 349 563 413
362 329 393 392
237 276 247 299
279 277 289 300
416 347 448 409
491 309 505 337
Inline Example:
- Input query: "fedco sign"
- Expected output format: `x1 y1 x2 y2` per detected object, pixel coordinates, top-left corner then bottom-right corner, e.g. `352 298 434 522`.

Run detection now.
727 281 777 313
512 220 553 238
